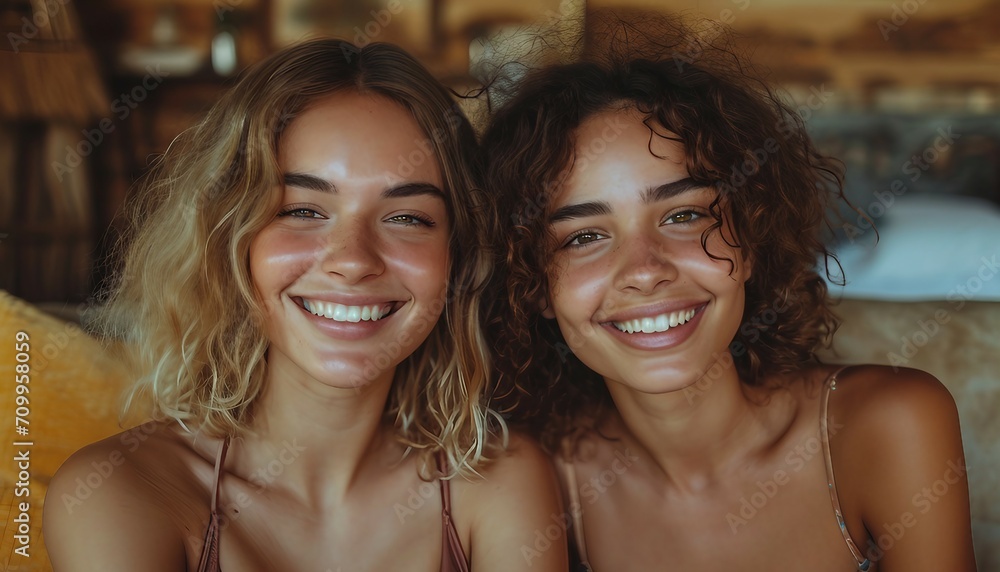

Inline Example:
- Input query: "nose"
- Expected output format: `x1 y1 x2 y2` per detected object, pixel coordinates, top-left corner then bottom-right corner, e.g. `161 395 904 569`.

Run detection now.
613 230 678 294
318 219 385 283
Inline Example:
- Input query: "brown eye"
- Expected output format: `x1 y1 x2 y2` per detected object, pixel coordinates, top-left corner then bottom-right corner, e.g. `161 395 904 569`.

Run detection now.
563 231 606 249
385 214 435 227
277 207 324 219
664 210 704 224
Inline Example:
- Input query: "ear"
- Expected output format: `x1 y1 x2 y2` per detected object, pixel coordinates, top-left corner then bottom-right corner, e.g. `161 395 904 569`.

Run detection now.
539 294 556 319
742 251 753 283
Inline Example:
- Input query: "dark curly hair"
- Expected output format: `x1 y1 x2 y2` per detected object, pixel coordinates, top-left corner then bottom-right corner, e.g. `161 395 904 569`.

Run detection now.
482 13 848 452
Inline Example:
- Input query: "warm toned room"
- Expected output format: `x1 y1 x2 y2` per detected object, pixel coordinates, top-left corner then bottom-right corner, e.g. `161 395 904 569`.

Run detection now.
2 0 999 570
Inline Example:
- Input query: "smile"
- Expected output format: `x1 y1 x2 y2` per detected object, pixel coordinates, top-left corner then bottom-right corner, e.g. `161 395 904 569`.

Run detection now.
612 308 697 334
301 299 394 323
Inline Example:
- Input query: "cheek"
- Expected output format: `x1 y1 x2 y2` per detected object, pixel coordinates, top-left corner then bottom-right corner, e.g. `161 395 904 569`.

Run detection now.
686 233 750 282
249 228 322 294
548 258 610 320
384 239 450 298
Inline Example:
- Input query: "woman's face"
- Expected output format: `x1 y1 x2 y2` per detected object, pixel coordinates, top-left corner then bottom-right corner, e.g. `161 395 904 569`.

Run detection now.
543 107 751 394
250 91 450 390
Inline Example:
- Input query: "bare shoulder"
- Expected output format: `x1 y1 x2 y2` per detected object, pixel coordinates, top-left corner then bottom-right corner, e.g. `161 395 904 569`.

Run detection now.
827 364 959 442
824 364 963 482
455 431 558 503
827 365 976 571
451 431 568 571
44 422 210 571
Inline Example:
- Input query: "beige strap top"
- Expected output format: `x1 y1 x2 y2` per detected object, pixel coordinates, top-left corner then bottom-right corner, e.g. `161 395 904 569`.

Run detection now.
561 366 871 571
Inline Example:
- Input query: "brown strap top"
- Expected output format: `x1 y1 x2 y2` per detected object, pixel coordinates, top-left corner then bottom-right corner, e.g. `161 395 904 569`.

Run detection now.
196 439 469 572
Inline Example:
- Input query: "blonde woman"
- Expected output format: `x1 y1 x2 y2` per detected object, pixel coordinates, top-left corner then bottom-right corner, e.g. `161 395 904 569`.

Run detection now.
44 39 565 572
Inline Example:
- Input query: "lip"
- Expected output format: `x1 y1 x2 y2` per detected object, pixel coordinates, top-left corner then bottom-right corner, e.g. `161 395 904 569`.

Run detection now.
600 303 707 351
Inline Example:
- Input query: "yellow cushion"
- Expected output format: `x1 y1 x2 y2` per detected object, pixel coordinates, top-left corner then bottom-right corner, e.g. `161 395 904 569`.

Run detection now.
0 290 134 569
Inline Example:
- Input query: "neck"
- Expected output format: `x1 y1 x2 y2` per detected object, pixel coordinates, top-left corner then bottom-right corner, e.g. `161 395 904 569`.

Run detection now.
237 355 398 507
606 368 793 495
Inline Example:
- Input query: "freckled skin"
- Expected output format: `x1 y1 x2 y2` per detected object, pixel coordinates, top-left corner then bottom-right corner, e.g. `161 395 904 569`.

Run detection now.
43 93 567 572
545 108 751 396
250 92 451 392
547 109 975 572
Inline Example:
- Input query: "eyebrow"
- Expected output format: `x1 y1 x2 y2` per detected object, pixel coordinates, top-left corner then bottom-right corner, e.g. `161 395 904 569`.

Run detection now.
548 201 612 223
283 172 334 192
547 177 706 224
283 173 445 200
642 177 706 203
381 182 446 201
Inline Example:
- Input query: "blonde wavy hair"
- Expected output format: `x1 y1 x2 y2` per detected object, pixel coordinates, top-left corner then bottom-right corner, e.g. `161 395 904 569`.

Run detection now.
97 38 503 476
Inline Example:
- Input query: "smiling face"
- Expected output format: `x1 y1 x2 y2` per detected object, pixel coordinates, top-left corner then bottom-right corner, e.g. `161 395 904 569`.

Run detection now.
544 107 751 395
249 91 450 390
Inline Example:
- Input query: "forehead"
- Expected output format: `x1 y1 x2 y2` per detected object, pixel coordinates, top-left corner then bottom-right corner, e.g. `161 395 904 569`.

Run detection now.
556 108 689 208
279 91 443 187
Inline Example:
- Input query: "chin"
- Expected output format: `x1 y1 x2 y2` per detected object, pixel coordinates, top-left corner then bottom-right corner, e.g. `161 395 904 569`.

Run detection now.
622 375 700 396
306 358 396 391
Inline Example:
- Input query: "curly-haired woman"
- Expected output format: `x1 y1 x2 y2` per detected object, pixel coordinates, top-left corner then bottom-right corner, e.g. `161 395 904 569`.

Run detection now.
483 17 975 572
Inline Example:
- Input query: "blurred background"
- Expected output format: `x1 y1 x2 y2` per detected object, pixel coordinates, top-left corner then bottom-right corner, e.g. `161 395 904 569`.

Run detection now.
1 0 998 304
1 0 1000 569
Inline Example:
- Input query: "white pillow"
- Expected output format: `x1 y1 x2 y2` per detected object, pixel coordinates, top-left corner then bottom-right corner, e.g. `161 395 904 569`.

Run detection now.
825 194 1000 302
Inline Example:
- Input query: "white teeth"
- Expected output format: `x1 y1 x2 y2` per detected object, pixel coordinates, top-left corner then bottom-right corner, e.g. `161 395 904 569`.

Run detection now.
613 308 696 334
654 314 669 330
346 306 361 322
333 304 348 321
302 299 390 322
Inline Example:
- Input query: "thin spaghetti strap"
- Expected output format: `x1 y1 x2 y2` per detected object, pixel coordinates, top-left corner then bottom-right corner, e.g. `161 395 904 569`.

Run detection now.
197 436 230 572
820 367 872 571
557 457 593 571
436 452 470 572
211 437 230 513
